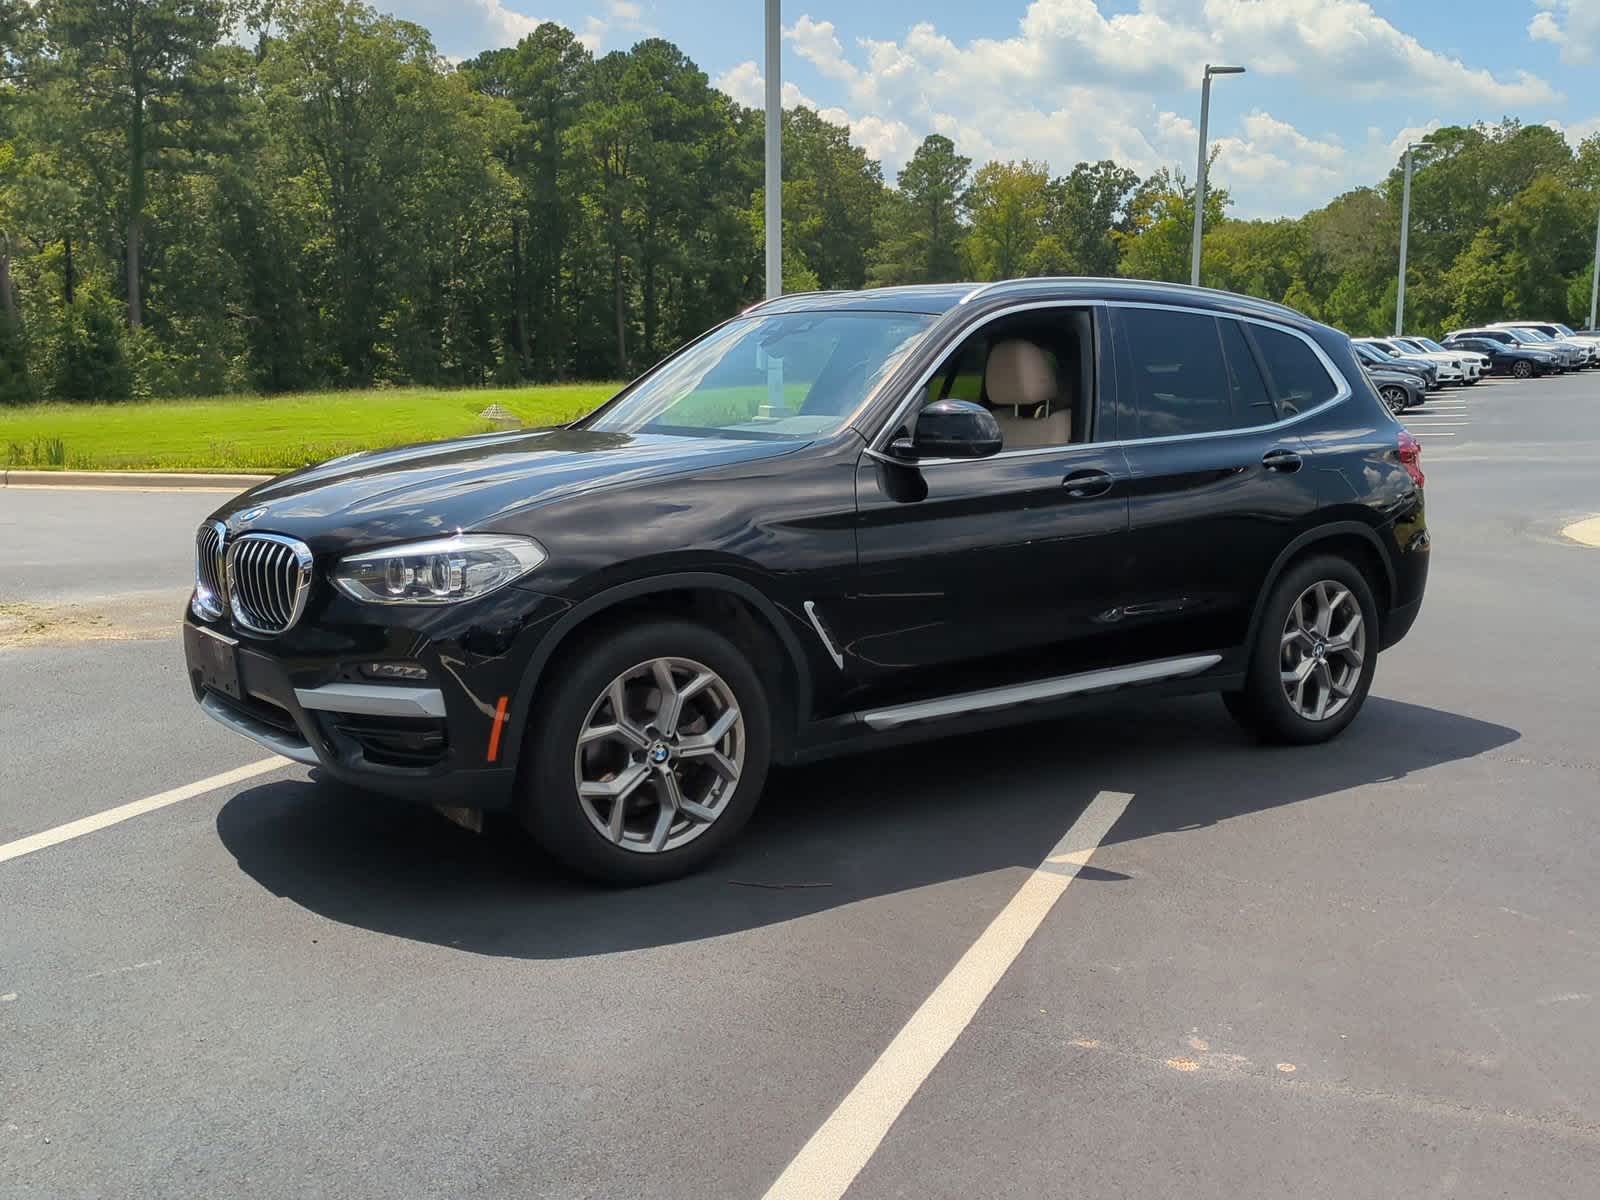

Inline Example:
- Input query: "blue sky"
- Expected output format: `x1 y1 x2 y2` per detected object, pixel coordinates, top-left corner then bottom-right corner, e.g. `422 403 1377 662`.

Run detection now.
382 1 1600 218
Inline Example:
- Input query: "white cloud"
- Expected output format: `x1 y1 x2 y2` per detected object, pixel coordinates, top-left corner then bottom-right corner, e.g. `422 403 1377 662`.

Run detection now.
746 3 1567 217
1528 0 1600 64
1546 115 1600 147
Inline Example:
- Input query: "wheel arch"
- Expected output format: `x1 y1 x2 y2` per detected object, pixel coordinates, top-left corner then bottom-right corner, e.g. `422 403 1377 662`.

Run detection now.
502 572 814 776
1242 522 1395 668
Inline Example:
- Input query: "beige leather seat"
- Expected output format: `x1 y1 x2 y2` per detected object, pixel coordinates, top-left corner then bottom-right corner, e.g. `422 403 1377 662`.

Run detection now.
984 339 1071 448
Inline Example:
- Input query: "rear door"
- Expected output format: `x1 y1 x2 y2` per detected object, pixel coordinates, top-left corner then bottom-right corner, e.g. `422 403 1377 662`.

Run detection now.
1111 306 1334 660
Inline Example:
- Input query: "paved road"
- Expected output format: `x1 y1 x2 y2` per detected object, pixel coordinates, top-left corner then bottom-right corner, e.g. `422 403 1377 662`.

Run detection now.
3 372 1599 1199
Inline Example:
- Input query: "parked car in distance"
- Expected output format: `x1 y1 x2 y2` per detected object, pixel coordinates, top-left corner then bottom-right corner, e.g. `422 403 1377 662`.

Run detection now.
1488 323 1596 368
1493 321 1600 357
1356 337 1466 386
1365 365 1425 414
1440 334 1555 379
1445 327 1574 372
182 279 1429 884
1393 336 1484 383
1352 340 1438 390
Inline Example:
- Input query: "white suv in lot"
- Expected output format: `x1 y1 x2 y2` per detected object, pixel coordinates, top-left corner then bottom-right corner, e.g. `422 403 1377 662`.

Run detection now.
1355 337 1470 385
1392 336 1485 383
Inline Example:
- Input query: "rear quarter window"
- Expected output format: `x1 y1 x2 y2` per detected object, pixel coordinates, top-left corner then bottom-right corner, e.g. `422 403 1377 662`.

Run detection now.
1246 325 1339 417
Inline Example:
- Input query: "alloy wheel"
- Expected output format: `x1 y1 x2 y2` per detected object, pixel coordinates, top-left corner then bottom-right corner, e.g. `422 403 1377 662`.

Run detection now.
1280 581 1366 722
573 657 745 854
1380 386 1407 414
1513 361 1532 379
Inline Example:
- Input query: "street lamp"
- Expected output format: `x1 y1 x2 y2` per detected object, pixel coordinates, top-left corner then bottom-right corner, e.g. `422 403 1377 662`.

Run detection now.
1189 64 1245 288
764 0 782 300
1394 141 1430 336
1588 197 1599 331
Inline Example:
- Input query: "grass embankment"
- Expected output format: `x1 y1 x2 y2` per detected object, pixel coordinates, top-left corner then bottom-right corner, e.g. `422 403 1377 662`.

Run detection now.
0 383 622 473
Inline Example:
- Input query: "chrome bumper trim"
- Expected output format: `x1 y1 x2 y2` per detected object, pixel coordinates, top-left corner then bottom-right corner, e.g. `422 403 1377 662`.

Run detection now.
859 653 1224 732
293 682 447 719
200 692 320 766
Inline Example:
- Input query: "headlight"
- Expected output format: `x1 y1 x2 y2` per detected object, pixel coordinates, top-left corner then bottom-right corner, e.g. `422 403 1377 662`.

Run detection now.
331 534 545 605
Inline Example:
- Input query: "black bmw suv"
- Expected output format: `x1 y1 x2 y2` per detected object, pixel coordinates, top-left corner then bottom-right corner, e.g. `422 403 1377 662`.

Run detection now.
184 279 1429 883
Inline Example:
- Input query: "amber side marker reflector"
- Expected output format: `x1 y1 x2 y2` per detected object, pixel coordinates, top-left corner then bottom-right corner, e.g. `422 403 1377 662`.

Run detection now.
486 695 510 763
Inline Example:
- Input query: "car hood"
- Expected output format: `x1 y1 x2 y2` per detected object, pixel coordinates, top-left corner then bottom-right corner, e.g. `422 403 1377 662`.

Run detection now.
220 428 805 547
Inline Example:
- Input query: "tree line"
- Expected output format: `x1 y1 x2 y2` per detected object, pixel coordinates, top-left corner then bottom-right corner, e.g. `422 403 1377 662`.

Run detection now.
1 0 1597 405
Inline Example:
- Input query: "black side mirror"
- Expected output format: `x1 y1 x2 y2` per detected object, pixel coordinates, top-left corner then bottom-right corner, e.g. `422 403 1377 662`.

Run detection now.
890 399 1002 461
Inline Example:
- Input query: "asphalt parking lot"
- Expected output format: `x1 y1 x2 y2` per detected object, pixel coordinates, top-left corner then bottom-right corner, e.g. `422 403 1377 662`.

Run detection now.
4 371 1600 1199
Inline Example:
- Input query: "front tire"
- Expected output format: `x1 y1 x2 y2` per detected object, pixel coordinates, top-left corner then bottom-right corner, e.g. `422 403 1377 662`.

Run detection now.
1223 555 1379 745
1379 385 1408 415
1512 360 1533 379
517 618 772 884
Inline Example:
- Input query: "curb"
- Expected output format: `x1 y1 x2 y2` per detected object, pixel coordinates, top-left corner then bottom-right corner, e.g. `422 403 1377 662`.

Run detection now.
1 469 272 491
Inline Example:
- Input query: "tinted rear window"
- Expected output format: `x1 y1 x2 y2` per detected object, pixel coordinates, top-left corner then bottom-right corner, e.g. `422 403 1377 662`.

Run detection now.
1120 308 1240 438
1248 325 1338 417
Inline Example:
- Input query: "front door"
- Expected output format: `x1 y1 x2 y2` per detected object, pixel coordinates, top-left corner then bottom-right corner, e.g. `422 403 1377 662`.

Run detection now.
839 305 1135 709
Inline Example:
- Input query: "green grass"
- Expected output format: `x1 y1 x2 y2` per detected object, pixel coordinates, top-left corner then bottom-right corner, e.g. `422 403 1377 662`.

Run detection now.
0 383 623 473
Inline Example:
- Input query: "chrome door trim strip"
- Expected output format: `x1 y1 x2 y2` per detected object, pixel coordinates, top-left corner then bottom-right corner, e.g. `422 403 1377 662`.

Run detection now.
803 600 845 670
199 693 320 766
294 683 448 719
857 653 1223 731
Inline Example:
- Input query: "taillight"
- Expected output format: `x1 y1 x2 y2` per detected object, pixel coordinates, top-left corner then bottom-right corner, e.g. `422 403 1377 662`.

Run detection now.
1397 429 1424 488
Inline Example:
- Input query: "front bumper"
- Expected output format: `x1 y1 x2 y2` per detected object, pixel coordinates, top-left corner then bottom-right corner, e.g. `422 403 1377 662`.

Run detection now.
182 587 570 810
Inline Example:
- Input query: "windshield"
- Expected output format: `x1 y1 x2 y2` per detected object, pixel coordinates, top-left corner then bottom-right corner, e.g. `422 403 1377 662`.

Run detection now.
1415 337 1448 352
583 311 934 440
1554 324 1577 336
1514 328 1553 342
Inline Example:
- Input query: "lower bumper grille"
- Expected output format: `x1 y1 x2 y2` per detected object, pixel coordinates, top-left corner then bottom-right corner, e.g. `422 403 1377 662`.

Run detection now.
330 714 449 767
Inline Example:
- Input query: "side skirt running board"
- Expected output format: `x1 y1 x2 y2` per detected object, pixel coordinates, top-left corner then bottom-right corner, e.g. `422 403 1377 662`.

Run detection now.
857 653 1224 732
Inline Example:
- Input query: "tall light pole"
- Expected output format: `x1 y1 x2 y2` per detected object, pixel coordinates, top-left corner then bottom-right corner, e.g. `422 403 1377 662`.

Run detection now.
1395 141 1428 336
764 0 782 300
1189 63 1245 287
1588 197 1599 331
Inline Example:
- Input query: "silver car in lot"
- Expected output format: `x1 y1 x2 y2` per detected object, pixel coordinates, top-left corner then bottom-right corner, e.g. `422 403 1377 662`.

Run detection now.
1488 322 1598 368
1446 326 1582 372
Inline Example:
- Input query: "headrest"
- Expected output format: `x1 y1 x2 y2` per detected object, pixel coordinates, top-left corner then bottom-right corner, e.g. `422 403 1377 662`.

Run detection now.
985 340 1056 411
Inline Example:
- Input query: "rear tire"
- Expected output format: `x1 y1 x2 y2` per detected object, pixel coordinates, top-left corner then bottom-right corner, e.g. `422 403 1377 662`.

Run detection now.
1512 360 1533 379
517 618 772 885
1223 555 1379 745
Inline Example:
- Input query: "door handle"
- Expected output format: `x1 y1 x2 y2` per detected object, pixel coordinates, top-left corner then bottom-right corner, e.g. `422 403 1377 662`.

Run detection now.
1261 448 1303 473
1062 469 1114 498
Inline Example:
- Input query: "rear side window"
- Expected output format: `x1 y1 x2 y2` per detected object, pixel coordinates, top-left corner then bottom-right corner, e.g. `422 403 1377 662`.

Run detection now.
1217 319 1278 425
1247 325 1338 417
1120 308 1240 438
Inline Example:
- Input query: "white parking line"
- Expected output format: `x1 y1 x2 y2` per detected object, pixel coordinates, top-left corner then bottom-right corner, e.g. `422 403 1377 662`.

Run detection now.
760 789 1135 1200
1404 422 1471 428
0 758 290 865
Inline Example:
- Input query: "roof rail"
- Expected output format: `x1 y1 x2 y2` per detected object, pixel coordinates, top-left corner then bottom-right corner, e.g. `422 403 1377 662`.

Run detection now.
957 275 1310 319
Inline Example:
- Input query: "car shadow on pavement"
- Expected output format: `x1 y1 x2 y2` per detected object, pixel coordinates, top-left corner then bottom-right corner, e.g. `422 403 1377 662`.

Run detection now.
214 695 1518 960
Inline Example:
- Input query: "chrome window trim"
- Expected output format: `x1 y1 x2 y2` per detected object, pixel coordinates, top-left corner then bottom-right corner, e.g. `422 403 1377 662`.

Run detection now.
863 298 1353 468
225 532 314 637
